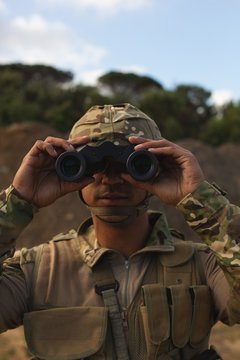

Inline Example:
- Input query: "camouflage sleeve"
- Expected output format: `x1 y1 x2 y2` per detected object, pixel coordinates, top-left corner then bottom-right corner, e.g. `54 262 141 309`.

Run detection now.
177 180 240 321
0 185 37 264
0 251 30 332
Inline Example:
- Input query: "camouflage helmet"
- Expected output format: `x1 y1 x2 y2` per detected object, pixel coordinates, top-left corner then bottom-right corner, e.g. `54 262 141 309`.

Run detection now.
69 103 162 144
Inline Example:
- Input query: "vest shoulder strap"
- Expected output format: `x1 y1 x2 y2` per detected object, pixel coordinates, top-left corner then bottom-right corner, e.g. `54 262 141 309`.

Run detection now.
92 258 130 360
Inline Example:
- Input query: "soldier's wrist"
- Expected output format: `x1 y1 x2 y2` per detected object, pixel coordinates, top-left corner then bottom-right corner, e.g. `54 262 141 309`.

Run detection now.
10 185 29 200
6 185 39 211
176 180 228 224
1 185 38 227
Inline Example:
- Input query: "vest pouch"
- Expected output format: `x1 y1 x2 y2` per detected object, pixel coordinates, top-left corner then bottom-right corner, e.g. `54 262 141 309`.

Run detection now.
140 284 171 359
23 306 108 360
189 285 212 348
159 241 194 287
167 285 192 348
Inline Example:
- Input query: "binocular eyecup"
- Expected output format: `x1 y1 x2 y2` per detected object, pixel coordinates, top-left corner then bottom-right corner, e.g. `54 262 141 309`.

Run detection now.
55 141 159 182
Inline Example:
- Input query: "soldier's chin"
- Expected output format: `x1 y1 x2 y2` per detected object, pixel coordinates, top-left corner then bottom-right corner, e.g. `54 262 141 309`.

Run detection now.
97 215 130 225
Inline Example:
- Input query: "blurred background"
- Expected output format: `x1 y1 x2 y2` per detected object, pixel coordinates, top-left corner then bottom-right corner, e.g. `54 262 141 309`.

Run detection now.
0 0 240 359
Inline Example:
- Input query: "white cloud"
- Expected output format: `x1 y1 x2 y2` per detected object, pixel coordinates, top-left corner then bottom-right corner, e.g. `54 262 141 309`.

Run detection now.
79 69 105 85
211 90 234 107
36 0 152 15
0 0 7 13
0 15 107 76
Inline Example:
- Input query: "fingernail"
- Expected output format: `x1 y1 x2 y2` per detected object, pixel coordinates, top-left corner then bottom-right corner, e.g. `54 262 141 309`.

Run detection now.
135 144 144 149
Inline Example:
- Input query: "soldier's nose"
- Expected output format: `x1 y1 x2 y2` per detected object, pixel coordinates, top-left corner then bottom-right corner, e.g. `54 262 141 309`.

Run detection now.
100 161 125 184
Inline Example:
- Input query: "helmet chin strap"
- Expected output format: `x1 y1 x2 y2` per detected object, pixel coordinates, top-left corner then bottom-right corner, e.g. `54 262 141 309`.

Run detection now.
79 191 150 225
88 198 150 225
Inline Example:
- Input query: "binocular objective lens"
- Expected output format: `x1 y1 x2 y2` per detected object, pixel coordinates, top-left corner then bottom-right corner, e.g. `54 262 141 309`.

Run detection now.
127 150 159 181
131 154 152 175
60 156 81 177
55 150 87 181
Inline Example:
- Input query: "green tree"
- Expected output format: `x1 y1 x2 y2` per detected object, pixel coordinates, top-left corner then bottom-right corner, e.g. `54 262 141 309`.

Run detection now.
0 63 113 131
2 63 237 145
97 71 163 104
139 85 214 140
139 90 184 140
0 64 73 127
174 85 214 138
202 102 240 145
0 63 73 84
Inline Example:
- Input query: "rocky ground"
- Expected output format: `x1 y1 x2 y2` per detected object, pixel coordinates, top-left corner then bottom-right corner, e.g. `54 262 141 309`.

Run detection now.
0 122 240 359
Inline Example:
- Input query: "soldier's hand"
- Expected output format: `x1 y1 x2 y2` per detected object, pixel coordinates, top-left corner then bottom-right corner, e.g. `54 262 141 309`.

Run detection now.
12 136 94 208
121 137 204 206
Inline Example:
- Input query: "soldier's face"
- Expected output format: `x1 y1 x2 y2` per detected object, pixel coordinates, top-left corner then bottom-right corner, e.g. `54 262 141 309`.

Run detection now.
81 160 148 208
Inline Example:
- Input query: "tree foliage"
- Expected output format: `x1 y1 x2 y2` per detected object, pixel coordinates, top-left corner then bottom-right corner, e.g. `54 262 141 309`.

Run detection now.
201 102 240 145
0 63 240 145
98 71 162 104
0 64 107 131
0 63 73 84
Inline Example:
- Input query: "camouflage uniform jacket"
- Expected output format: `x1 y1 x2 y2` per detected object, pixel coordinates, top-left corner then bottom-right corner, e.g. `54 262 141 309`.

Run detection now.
0 181 240 359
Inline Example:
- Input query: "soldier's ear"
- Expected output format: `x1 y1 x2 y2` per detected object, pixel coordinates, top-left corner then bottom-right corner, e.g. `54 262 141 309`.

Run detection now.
78 191 87 204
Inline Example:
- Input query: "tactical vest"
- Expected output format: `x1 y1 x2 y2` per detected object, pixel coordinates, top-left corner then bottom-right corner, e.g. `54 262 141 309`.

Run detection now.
22 237 213 360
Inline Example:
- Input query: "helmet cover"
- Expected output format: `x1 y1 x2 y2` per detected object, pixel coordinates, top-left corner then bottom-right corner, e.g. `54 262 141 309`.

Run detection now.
69 103 162 145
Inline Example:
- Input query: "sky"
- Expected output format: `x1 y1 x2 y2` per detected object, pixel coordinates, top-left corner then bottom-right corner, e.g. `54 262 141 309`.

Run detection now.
0 0 240 106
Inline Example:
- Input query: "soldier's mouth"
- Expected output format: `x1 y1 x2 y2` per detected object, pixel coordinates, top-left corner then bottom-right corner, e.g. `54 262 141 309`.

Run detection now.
98 192 129 204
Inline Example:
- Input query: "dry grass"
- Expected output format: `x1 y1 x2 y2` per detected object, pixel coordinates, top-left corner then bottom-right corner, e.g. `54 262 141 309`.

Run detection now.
0 327 31 360
210 322 240 360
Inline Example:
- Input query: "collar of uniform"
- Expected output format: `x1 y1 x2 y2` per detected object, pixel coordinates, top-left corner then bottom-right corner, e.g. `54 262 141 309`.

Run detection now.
77 211 175 267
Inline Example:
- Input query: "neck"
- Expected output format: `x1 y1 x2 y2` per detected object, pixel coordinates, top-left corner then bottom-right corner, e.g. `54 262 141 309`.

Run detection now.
92 213 151 258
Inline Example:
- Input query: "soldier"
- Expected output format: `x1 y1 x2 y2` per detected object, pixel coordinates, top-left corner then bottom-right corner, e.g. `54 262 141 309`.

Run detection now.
0 103 240 360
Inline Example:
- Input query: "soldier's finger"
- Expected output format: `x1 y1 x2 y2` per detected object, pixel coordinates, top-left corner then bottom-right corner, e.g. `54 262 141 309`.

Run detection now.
44 136 75 152
134 139 172 151
28 140 62 158
38 141 59 157
128 136 149 144
68 136 91 147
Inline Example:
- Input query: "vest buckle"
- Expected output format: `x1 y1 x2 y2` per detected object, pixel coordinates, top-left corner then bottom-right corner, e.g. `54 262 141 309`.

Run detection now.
95 280 119 295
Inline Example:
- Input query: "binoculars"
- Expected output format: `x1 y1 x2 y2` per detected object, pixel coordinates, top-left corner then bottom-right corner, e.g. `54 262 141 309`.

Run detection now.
55 141 159 182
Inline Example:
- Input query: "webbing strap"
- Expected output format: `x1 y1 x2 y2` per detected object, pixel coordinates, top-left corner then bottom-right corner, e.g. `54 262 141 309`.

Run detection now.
102 289 130 360
92 259 130 360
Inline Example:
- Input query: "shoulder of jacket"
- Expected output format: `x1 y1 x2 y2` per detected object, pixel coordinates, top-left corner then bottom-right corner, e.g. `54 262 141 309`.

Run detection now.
50 229 78 242
18 230 79 265
170 228 208 252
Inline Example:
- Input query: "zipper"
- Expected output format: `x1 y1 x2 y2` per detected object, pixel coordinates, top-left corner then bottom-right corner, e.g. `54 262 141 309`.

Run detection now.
121 308 128 328
123 259 130 308
121 259 131 329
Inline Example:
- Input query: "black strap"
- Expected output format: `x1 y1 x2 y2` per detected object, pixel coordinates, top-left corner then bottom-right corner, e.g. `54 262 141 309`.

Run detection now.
92 258 130 360
192 346 223 360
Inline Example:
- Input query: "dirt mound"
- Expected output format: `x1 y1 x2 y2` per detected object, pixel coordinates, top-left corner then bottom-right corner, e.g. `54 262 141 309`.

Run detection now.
0 122 89 249
0 123 240 359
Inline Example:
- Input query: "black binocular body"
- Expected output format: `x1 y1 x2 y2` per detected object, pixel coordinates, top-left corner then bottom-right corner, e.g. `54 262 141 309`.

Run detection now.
55 141 159 182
